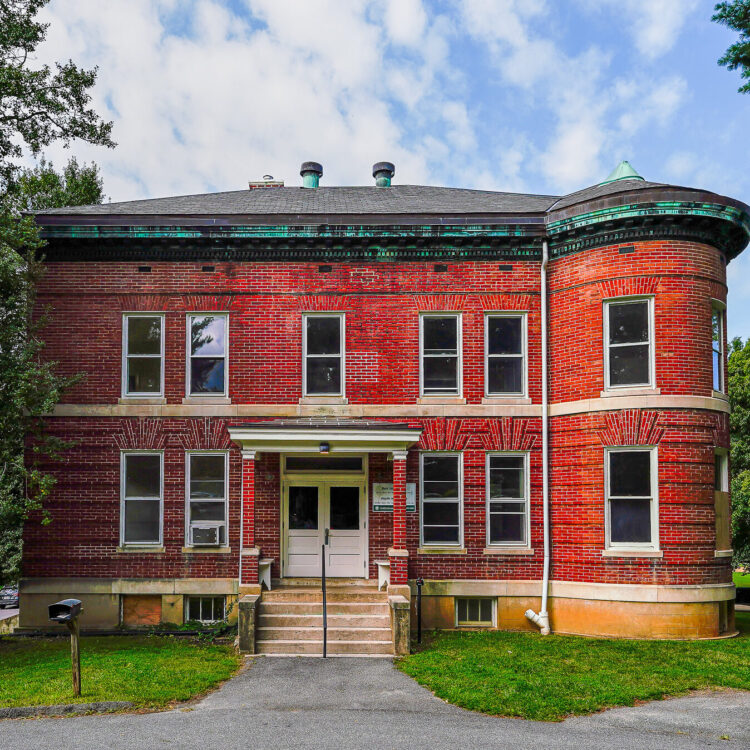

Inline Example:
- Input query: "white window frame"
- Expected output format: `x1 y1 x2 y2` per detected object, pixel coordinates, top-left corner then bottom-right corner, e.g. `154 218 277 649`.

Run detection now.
185 595 226 624
485 451 530 548
120 451 164 547
302 313 345 397
122 313 165 398
185 313 229 398
484 312 527 397
455 597 496 627
419 452 463 547
604 446 659 551
714 448 729 493
185 450 229 548
603 296 655 390
711 300 726 394
419 313 462 397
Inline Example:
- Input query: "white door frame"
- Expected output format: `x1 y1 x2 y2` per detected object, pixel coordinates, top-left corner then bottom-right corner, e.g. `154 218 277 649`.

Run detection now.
280 454 369 579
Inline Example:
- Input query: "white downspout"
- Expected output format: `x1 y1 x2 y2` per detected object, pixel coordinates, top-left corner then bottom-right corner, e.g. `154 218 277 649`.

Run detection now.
525 238 551 635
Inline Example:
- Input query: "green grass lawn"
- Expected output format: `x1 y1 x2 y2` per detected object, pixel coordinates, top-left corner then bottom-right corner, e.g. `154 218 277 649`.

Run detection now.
397 612 750 722
0 635 241 709
734 571 750 588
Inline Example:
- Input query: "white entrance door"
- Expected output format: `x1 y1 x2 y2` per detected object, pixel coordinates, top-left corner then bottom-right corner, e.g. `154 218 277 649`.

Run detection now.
285 482 365 578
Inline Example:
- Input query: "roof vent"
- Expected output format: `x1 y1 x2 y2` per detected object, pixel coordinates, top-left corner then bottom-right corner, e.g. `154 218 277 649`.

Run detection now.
599 160 645 186
300 161 323 188
373 161 395 187
249 175 284 189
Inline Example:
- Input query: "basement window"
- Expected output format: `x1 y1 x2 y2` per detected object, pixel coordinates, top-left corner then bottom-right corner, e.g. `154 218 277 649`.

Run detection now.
456 598 494 627
186 596 225 624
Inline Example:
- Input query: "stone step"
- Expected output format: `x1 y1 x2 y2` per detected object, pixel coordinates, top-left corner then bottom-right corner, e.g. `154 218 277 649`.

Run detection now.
257 626 393 642
262 589 388 603
259 601 389 616
256 639 394 656
258 613 391 628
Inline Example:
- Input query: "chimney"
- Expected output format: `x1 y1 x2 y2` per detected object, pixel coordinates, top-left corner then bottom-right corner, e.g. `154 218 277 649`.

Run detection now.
248 175 284 189
373 161 395 187
300 161 323 188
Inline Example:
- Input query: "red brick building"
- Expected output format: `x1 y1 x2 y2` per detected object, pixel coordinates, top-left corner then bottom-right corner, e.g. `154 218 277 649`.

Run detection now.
19 160 750 651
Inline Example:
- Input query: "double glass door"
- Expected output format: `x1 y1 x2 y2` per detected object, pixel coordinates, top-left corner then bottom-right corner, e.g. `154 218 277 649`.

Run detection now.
285 481 365 578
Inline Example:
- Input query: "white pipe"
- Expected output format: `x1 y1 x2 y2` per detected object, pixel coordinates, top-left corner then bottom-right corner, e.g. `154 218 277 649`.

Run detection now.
525 238 551 636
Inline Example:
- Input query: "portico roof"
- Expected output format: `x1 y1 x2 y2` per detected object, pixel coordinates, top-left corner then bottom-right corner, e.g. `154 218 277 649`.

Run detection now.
227 418 422 454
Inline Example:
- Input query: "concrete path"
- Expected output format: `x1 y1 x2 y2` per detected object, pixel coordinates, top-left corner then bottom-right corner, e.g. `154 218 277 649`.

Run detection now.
2 657 749 749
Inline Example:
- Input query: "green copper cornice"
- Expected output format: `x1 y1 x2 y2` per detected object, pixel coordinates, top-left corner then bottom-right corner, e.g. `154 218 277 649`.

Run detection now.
547 200 750 258
39 223 542 241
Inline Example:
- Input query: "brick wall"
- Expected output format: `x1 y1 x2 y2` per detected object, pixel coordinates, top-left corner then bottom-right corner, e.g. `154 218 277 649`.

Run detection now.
22 240 732 588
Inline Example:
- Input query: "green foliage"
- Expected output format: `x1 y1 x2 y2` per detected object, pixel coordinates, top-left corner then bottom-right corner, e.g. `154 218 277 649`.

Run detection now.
729 337 750 566
397 614 750 721
0 0 114 187
0 1 113 585
713 1 750 93
0 636 241 708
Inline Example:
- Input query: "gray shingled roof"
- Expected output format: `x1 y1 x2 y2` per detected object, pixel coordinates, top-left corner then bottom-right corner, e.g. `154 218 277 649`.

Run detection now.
548 178 668 211
36 184 560 217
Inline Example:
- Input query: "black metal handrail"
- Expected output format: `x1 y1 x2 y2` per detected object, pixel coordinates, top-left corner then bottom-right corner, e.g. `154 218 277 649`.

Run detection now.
321 544 327 658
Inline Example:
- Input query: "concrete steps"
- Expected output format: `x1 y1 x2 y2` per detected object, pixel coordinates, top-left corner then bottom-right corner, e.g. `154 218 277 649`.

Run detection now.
256 583 393 657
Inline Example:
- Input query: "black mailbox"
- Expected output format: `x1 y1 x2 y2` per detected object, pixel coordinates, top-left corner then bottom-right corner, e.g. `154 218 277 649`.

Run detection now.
48 599 83 623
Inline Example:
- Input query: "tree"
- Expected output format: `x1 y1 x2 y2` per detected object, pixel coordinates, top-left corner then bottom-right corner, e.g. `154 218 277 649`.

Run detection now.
728 337 750 567
0 0 114 583
713 1 750 93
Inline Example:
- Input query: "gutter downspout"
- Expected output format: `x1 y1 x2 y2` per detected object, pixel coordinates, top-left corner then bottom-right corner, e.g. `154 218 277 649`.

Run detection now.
525 238 551 635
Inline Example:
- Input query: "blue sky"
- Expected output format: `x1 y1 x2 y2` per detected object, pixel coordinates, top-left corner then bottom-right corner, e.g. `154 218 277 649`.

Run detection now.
34 0 750 337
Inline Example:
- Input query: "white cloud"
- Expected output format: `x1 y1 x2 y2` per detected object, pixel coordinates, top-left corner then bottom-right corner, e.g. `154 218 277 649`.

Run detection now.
31 0 466 200
622 0 699 60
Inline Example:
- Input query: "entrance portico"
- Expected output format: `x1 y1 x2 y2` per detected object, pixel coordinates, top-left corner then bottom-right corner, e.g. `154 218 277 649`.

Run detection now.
228 419 422 593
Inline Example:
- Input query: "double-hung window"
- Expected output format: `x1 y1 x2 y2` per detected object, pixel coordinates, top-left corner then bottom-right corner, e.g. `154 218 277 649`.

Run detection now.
188 314 228 396
420 453 462 545
123 314 164 396
487 453 529 546
604 298 654 389
303 314 344 396
711 303 726 393
421 314 461 396
121 452 163 546
605 447 658 549
485 314 526 396
186 452 228 546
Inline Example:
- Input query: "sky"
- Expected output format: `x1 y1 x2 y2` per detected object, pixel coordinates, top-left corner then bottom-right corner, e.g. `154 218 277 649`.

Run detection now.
29 0 750 338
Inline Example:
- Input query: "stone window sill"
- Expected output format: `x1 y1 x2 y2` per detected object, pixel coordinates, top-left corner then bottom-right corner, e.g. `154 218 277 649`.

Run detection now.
714 549 733 558
483 547 535 555
482 396 531 405
417 546 467 555
299 396 348 404
417 397 466 405
600 387 660 398
182 396 231 405
712 391 729 401
181 546 232 554
118 397 166 405
116 546 165 553
601 549 663 558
